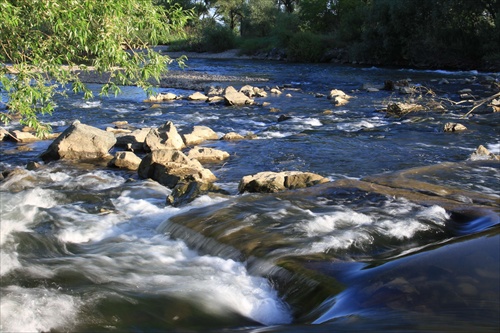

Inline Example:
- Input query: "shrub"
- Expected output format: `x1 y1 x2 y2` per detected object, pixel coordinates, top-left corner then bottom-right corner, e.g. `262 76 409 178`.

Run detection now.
286 31 326 62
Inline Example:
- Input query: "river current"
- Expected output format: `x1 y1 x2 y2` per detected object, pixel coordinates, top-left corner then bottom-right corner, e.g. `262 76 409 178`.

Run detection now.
1 59 499 332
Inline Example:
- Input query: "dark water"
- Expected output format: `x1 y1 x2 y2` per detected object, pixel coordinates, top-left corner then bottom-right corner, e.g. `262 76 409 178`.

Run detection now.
1 59 499 332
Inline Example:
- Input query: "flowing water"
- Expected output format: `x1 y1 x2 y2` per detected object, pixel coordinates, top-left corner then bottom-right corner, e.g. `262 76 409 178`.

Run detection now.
1 59 499 332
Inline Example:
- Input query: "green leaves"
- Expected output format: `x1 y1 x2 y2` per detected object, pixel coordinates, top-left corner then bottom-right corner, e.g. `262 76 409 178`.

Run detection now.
0 0 192 136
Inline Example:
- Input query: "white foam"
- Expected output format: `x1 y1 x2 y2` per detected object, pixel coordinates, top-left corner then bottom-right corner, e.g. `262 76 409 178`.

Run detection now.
486 142 500 155
293 117 322 127
376 219 431 239
47 235 291 325
336 118 388 132
309 230 374 253
298 210 373 237
0 286 82 332
72 100 101 108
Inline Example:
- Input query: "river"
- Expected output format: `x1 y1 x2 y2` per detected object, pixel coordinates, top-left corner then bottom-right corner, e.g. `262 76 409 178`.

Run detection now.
1 58 499 332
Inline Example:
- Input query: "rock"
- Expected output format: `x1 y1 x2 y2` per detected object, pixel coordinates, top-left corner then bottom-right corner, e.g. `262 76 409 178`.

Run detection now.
491 99 500 113
182 126 219 146
204 85 224 96
443 122 467 132
116 128 151 151
238 171 329 193
386 102 425 117
278 115 292 122
106 127 132 135
240 85 256 97
469 145 500 161
145 92 177 102
112 121 130 129
207 96 225 104
167 181 229 207
108 151 142 170
439 78 450 85
270 88 282 94
40 121 116 161
143 121 185 152
224 86 254 106
221 132 245 141
187 147 230 163
187 91 208 101
328 89 351 106
8 130 38 142
26 161 41 170
138 149 216 188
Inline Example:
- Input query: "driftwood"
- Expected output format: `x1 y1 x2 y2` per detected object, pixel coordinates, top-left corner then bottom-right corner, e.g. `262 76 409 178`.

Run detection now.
462 91 500 118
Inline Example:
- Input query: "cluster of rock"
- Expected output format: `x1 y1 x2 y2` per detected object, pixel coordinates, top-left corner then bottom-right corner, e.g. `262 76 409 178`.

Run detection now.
144 84 273 107
31 119 328 205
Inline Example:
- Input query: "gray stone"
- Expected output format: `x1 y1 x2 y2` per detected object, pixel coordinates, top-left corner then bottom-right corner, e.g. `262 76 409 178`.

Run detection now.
444 122 467 132
143 121 185 152
239 171 329 193
182 126 219 146
108 151 142 170
187 146 230 163
41 121 116 161
224 86 254 106
138 149 216 188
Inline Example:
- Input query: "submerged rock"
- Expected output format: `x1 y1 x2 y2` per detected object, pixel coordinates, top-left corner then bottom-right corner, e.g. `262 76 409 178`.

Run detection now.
239 171 329 193
40 120 116 161
167 181 229 207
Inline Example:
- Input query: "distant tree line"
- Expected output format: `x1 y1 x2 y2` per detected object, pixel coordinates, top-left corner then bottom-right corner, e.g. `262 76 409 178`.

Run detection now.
160 0 500 69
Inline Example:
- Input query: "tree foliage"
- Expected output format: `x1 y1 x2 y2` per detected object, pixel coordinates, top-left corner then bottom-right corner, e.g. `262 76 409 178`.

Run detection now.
0 0 193 135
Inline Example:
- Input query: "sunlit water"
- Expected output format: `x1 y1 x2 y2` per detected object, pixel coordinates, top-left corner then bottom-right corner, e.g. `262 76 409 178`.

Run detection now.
1 59 499 332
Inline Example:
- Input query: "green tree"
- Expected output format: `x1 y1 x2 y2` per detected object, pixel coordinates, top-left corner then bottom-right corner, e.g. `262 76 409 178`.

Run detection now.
241 0 279 37
0 0 193 136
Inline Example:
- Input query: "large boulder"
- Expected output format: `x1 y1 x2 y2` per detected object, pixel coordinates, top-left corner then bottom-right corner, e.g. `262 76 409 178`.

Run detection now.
40 120 116 161
116 127 151 151
143 121 185 152
108 151 142 171
182 126 219 146
238 171 329 193
138 149 216 188
224 86 254 106
187 147 230 163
